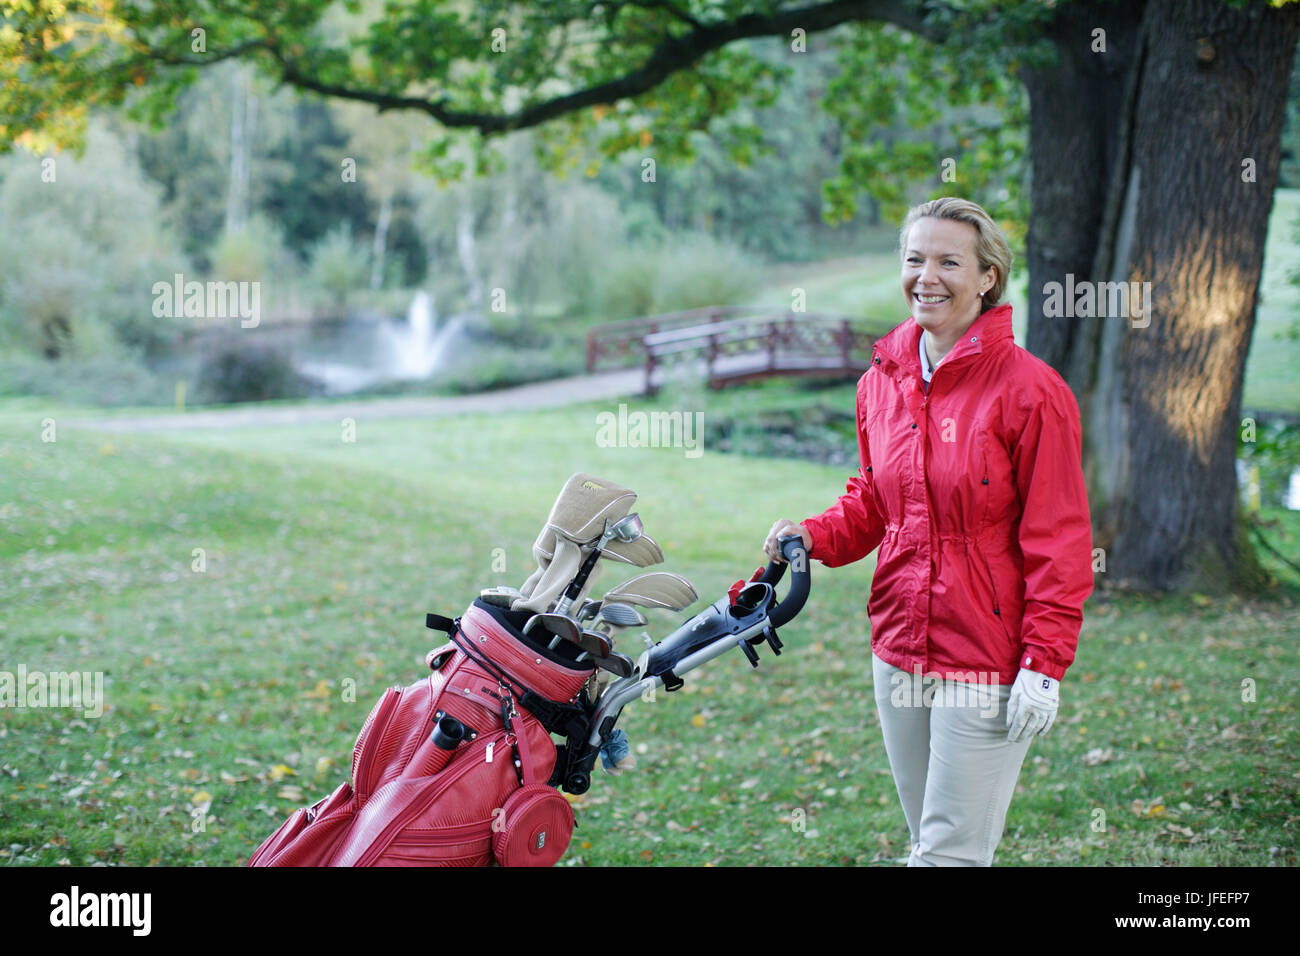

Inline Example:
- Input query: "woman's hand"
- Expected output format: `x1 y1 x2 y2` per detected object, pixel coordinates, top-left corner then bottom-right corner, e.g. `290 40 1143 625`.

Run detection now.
764 520 812 563
1006 668 1059 742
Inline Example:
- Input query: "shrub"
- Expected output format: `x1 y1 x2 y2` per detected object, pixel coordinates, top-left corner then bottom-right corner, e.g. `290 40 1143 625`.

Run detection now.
0 355 171 406
195 342 323 404
307 223 370 311
648 232 763 314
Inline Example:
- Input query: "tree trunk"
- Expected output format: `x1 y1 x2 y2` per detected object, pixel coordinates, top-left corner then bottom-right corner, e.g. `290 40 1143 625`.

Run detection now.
370 191 393 290
1022 0 1300 591
457 198 483 312
226 64 254 236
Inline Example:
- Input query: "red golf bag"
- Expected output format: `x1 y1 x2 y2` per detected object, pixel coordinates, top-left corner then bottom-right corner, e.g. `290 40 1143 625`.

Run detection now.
248 600 594 867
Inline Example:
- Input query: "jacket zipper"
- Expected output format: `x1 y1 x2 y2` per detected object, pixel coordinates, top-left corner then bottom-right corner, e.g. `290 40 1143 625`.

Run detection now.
975 546 1009 640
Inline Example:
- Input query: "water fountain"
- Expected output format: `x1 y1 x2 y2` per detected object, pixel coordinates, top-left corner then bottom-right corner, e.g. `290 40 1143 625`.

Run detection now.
380 291 465 380
297 291 465 395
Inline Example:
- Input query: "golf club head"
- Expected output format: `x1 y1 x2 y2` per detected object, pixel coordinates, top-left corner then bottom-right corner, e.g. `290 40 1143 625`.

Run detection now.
596 601 647 629
578 628 613 659
576 599 602 623
524 612 582 648
589 649 635 678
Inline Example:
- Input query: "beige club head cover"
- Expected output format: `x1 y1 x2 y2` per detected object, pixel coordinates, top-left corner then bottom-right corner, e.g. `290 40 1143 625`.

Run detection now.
512 473 637 615
601 571 698 611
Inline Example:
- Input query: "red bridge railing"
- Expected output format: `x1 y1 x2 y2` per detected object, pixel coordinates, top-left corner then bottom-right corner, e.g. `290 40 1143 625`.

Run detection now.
586 307 882 394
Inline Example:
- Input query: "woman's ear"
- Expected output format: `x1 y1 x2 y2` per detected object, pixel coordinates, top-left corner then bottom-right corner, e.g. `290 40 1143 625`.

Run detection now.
982 266 997 297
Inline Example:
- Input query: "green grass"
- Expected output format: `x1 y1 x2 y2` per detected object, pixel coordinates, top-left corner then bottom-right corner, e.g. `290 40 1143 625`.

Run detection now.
2 387 1297 866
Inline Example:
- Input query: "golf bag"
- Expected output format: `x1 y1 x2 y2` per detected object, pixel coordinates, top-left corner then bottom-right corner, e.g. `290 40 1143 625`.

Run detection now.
248 471 811 867
248 600 594 867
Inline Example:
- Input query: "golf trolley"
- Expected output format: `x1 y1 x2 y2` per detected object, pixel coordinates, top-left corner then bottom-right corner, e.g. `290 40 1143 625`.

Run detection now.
249 472 812 866
546 529 810 795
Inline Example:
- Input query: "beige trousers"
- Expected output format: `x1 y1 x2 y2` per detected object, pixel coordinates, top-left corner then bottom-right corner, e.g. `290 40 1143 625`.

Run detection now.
871 652 1033 866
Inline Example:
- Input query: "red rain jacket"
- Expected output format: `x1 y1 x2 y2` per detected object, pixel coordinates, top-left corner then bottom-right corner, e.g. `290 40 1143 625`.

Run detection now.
801 304 1093 684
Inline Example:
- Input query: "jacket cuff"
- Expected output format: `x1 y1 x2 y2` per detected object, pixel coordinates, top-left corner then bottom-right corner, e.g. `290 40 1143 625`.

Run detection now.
798 518 824 564
1018 648 1068 682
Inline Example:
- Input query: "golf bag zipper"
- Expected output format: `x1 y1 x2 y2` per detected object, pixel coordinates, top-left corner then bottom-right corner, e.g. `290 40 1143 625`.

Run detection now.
352 687 403 806
351 729 508 867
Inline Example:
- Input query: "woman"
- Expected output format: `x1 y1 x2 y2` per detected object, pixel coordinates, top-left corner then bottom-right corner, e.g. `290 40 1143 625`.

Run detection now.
764 197 1093 866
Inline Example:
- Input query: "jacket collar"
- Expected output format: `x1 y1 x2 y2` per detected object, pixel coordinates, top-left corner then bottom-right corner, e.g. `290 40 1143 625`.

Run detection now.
872 303 1015 378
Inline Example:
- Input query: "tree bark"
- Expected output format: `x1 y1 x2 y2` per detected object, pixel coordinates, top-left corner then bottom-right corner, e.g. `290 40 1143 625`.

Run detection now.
370 191 392 290
226 64 255 236
1022 0 1300 591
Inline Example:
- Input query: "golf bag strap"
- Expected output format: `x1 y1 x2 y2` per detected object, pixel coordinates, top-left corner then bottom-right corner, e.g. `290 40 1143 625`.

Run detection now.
447 627 585 737
514 712 538 786
425 613 458 638
518 690 588 739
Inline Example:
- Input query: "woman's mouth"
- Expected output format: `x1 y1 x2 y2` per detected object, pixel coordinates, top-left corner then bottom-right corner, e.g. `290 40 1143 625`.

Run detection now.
914 293 949 305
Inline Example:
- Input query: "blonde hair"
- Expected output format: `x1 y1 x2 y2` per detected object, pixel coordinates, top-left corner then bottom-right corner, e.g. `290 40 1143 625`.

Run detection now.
898 197 1012 310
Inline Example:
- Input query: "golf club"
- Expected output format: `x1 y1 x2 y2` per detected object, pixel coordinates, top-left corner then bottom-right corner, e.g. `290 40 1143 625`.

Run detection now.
523 612 582 651
594 601 646 633
552 513 644 618
573 628 613 662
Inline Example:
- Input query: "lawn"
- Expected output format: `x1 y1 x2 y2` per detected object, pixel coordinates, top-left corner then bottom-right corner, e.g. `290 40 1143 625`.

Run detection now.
2 387 1296 866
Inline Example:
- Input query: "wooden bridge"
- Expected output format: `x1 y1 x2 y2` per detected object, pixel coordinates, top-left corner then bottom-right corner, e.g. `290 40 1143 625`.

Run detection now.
585 306 882 395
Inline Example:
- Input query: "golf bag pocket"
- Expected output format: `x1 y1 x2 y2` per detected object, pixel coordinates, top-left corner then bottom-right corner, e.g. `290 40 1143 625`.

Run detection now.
492 783 575 867
248 781 355 867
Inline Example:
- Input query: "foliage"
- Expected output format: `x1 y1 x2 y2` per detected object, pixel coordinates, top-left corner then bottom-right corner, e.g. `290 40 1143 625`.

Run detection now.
1239 418 1300 510
821 8 1048 247
0 119 188 358
1 0 1039 234
0 354 172 405
195 341 323 404
210 214 295 285
306 223 370 310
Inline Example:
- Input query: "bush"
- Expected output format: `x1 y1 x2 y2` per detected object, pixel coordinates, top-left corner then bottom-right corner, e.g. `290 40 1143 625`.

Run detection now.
0 122 189 359
210 215 295 285
307 223 370 310
580 231 764 322
195 342 323 404
0 355 172 406
648 232 763 313
584 244 661 322
432 343 582 394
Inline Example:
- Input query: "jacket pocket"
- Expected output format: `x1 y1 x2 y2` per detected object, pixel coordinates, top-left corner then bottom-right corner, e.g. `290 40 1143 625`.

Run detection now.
974 546 1013 644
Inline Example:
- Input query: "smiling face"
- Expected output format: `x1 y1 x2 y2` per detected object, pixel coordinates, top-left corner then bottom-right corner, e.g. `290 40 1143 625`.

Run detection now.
901 216 997 341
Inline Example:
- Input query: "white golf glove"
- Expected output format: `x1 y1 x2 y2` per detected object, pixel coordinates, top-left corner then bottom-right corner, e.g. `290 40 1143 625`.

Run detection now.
1006 668 1059 742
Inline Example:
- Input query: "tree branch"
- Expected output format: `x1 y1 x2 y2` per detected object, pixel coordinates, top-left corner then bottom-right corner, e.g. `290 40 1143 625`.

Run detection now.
251 0 947 133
